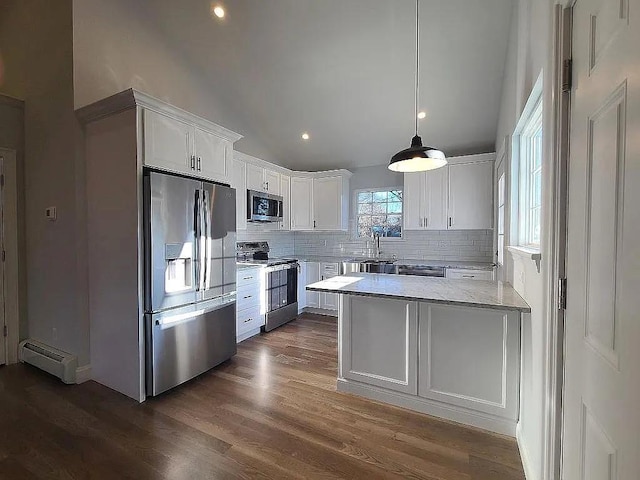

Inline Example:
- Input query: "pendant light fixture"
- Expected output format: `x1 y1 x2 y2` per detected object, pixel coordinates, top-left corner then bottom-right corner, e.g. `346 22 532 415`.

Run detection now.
388 0 446 172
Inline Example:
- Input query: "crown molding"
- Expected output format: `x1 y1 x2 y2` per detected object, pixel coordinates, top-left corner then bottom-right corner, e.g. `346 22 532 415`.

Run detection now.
75 88 243 143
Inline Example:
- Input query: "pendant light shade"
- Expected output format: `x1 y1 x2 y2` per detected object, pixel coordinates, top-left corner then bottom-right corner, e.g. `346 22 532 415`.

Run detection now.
389 0 446 173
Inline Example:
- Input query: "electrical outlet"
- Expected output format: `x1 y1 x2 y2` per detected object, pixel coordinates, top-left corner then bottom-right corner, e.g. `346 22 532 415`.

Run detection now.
45 206 57 221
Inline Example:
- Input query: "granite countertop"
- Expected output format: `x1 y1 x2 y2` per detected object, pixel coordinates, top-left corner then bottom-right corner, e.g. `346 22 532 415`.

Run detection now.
306 273 530 313
294 255 495 271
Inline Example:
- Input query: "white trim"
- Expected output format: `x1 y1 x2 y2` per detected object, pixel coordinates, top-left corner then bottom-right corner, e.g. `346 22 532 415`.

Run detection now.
517 423 536 480
76 88 243 143
237 327 261 343
0 148 20 365
75 364 92 384
337 378 517 437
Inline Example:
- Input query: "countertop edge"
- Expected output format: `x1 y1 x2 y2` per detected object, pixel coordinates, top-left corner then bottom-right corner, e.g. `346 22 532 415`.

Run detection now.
306 286 531 314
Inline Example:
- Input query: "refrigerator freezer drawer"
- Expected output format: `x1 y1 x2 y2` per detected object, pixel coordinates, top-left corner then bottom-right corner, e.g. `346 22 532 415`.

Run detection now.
146 302 236 396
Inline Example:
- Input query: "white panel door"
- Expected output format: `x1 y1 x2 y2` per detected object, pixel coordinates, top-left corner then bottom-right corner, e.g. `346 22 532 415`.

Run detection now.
403 172 425 230
264 169 280 195
313 176 341 230
246 163 265 192
230 158 247 230
194 127 227 182
280 174 291 230
290 176 313 230
424 168 448 230
143 109 193 174
448 162 493 230
305 262 320 308
563 1 640 478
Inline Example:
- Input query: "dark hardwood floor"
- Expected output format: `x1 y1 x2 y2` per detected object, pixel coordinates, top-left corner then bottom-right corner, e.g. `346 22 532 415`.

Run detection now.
0 314 525 479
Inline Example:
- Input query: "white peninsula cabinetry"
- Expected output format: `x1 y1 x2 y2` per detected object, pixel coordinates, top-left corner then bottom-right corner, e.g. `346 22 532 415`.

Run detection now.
307 273 530 436
303 261 339 315
78 89 242 402
404 153 494 231
236 266 265 342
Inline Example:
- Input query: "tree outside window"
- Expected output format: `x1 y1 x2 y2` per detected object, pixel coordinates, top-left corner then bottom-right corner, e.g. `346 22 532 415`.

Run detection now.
356 189 403 238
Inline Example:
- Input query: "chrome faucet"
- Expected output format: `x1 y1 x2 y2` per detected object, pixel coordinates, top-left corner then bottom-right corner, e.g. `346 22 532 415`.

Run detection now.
373 232 381 259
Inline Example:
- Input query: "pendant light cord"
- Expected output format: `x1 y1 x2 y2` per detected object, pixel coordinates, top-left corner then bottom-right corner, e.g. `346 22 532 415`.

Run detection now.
414 0 419 137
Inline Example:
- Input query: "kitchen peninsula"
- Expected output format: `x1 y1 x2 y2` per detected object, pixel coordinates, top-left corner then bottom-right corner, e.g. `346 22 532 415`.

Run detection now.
307 273 530 435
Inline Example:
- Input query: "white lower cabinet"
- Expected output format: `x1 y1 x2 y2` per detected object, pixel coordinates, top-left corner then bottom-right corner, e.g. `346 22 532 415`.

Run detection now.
338 295 522 435
236 266 265 342
297 262 307 311
341 296 418 395
302 262 338 314
446 268 494 281
417 304 520 421
319 262 339 311
305 262 320 308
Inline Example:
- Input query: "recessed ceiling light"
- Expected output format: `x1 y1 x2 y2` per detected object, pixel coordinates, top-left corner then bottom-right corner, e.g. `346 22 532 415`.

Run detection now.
212 5 225 18
417 111 426 119
301 132 310 140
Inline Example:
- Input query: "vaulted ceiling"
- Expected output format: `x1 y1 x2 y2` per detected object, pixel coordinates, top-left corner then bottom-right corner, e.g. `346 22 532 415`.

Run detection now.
135 0 513 170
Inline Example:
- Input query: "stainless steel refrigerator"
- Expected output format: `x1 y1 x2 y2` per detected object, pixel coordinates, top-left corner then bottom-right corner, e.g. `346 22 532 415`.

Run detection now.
143 170 237 396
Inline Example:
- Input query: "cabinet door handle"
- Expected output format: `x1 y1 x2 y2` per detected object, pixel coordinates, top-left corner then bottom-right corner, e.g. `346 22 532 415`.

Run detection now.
190 155 196 169
243 295 252 299
197 157 202 171
244 318 252 323
425 217 428 227
462 275 475 278
313 220 316 229
449 217 452 227
419 217 423 227
242 276 253 280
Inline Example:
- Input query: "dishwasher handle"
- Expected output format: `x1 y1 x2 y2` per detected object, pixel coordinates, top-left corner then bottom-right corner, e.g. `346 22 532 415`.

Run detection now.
396 265 446 277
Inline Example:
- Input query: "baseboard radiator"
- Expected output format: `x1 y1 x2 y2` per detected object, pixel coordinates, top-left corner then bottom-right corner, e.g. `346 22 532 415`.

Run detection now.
18 339 78 384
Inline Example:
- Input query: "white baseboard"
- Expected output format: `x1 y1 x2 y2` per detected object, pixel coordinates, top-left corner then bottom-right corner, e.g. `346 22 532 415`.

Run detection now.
337 378 517 437
516 423 536 480
237 327 261 343
75 364 92 384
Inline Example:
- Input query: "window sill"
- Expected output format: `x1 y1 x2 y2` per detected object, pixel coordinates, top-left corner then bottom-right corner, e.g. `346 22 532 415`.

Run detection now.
507 246 542 272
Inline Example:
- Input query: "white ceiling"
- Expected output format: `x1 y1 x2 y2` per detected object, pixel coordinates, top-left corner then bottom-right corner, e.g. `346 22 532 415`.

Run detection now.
146 0 513 170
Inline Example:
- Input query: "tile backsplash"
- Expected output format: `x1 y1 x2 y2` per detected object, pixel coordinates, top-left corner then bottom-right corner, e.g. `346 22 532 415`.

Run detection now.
293 230 494 262
238 228 494 262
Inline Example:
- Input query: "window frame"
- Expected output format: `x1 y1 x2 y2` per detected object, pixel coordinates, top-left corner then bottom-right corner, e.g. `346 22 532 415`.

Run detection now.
511 71 543 251
353 187 404 240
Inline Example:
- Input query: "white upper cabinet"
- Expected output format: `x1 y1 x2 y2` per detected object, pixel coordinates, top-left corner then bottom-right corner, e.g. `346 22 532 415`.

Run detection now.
290 176 314 230
143 110 192 174
193 127 229 183
290 172 350 231
142 107 241 182
245 163 281 194
404 169 447 230
280 174 291 230
448 161 493 230
246 163 266 192
264 169 280 195
425 167 449 230
230 157 247 230
313 176 342 230
403 154 494 231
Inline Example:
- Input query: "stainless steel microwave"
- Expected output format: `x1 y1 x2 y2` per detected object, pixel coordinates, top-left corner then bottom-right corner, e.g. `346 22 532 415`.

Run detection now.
247 189 283 222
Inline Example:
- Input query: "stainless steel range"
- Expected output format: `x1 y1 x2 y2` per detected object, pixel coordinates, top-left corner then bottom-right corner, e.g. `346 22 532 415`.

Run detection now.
236 242 299 332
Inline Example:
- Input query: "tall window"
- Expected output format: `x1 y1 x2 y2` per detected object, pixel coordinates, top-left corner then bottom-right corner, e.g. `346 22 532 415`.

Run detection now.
512 72 543 249
497 172 506 264
356 189 403 238
518 99 543 247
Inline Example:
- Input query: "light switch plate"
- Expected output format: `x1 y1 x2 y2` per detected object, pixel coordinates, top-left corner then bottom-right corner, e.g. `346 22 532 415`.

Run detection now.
45 206 57 221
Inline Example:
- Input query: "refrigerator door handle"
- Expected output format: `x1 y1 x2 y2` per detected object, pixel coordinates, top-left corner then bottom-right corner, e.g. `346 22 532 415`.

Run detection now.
203 189 210 290
193 190 201 292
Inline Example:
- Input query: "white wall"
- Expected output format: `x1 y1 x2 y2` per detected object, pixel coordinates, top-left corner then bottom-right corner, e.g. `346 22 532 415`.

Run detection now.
495 1 554 478
71 0 272 165
0 0 90 365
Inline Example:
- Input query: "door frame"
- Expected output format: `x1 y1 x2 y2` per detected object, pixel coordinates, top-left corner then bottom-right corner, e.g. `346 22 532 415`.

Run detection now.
543 2 573 479
0 148 21 365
